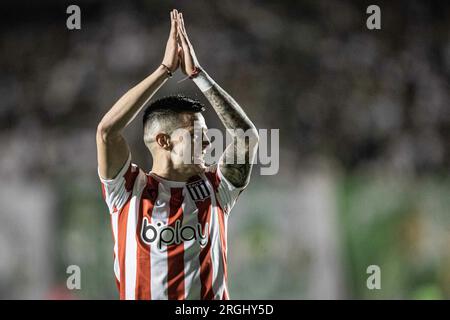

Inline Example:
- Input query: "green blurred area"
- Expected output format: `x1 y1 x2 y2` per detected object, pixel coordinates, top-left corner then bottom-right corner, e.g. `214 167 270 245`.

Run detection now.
339 173 450 299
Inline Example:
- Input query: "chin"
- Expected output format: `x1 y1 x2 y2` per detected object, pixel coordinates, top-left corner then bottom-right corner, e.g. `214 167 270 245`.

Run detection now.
192 159 207 172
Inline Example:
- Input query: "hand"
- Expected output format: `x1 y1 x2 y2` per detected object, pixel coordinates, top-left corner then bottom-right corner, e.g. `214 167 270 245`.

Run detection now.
161 9 182 72
176 12 201 75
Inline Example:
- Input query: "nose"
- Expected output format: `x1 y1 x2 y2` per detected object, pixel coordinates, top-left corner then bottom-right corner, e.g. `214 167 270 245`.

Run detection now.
202 133 211 150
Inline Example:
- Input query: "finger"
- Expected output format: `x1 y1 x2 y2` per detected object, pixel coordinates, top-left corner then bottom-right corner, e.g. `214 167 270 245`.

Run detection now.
178 13 186 35
181 13 186 33
178 30 190 55
178 29 192 67
170 10 176 36
178 13 193 47
176 26 183 45
175 14 191 51
177 25 189 47
171 10 176 27
176 45 185 65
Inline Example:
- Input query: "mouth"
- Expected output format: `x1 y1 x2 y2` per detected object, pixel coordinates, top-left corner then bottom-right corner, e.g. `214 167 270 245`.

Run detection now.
192 153 206 165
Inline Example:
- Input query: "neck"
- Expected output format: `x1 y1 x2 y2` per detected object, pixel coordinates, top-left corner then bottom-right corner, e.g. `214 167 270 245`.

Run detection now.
150 152 203 182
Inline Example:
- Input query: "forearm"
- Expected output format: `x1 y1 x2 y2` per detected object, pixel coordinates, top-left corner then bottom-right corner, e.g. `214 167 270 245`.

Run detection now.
198 70 258 136
194 70 259 187
98 65 169 136
175 10 258 187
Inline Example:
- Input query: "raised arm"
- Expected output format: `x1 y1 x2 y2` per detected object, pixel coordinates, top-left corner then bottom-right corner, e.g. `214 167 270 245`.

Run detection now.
97 10 180 179
202 80 259 188
177 13 259 188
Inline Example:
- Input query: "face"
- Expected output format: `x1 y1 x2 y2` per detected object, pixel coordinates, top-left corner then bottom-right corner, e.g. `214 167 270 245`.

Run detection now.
170 112 210 170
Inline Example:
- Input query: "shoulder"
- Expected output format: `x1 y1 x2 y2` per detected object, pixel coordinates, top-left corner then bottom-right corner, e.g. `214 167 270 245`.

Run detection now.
204 164 220 189
205 163 218 174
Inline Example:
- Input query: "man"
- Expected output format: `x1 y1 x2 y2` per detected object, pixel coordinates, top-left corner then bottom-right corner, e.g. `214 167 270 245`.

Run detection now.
96 9 259 300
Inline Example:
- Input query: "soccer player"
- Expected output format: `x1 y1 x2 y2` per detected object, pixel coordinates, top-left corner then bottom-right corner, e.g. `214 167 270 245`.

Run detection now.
96 9 259 300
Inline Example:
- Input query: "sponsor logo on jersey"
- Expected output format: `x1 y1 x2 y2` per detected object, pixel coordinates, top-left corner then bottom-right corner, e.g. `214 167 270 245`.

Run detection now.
141 217 209 249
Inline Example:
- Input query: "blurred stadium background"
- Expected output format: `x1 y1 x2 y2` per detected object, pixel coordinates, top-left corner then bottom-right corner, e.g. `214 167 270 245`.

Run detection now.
0 0 449 299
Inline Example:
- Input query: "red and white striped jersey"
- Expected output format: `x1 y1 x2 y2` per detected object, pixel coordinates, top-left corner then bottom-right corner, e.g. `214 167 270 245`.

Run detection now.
98 154 244 300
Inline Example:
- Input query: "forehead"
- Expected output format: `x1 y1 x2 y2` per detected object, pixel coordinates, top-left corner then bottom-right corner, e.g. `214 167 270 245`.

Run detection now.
179 112 207 130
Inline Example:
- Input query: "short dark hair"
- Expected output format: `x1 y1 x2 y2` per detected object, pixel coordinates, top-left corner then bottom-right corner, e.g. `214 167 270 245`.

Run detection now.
143 94 206 127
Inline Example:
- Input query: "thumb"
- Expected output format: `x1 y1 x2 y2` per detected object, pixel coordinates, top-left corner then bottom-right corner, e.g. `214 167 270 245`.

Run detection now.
178 47 186 73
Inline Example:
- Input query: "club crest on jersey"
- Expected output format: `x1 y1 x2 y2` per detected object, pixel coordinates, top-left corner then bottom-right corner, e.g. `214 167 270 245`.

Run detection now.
141 217 209 250
186 180 211 202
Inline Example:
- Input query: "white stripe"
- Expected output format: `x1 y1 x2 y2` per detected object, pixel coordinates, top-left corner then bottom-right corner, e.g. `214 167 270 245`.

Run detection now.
150 183 170 299
224 285 230 299
182 187 202 299
222 212 229 299
199 183 209 198
125 171 146 300
111 211 120 282
223 213 229 257
99 155 132 214
203 175 225 299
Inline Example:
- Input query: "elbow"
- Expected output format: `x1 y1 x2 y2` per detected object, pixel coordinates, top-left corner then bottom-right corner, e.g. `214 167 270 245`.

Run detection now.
96 121 115 143
248 127 259 144
96 122 108 143
241 127 259 151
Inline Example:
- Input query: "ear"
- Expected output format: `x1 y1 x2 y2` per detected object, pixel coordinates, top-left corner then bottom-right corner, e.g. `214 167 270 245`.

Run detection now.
155 133 172 150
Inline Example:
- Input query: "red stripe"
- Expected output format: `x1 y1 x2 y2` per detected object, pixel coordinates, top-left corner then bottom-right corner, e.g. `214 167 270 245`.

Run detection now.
205 170 221 190
190 175 214 300
110 214 120 294
167 187 185 300
134 175 159 299
206 169 229 299
124 164 138 192
101 161 140 299
117 201 131 300
222 289 229 300
217 205 228 296
101 184 106 200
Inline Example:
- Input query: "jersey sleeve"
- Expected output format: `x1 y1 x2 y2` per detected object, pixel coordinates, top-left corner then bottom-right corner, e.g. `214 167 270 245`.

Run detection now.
98 153 139 214
207 164 246 215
